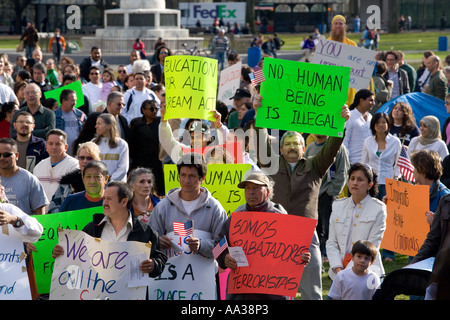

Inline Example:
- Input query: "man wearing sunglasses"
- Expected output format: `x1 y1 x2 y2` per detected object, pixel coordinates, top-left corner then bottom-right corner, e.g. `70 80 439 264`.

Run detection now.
0 138 48 215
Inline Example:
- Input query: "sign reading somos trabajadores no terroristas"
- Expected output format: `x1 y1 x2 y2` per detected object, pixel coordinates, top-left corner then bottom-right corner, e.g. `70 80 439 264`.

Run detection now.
256 57 350 138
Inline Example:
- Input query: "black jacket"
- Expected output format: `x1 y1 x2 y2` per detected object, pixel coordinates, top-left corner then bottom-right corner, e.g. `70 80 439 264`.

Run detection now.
383 68 410 96
83 213 167 278
79 57 109 83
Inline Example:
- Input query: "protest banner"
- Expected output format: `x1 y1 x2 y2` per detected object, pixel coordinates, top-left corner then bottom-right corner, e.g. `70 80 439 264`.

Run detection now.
312 39 377 90
164 55 218 122
255 57 350 137
217 61 242 106
381 178 429 256
164 163 251 215
50 229 151 300
43 80 85 109
0 225 31 300
33 207 103 294
227 211 317 297
148 230 216 300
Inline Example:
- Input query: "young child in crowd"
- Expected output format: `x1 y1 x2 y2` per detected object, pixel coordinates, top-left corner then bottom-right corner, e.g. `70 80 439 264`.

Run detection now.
101 68 117 101
327 240 381 300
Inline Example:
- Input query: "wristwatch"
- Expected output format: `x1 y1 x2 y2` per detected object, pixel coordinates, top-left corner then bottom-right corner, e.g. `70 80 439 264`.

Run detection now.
13 217 22 228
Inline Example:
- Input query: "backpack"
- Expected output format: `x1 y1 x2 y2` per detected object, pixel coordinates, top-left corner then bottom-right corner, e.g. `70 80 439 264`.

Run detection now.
367 30 375 40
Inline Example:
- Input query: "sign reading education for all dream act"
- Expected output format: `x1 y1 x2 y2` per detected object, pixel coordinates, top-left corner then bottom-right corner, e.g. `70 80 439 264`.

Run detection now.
164 55 218 122
312 39 377 90
256 58 350 137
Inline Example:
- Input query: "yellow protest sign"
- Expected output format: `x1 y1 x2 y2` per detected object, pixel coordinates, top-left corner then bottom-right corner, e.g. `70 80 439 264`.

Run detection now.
164 163 251 215
164 55 218 121
381 178 429 256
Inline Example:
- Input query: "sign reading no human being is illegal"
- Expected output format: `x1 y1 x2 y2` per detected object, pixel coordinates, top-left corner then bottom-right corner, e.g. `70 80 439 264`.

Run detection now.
256 58 350 137
164 55 218 122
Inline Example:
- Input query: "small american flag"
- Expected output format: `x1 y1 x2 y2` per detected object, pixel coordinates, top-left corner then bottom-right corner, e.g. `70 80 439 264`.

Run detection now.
212 236 228 259
249 69 266 85
397 147 415 182
173 220 193 237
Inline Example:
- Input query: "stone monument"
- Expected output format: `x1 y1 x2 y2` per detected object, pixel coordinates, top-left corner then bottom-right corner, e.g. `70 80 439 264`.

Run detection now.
82 0 203 53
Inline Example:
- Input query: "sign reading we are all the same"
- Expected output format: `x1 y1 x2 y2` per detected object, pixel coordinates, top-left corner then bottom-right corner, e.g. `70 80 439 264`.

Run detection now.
256 58 350 137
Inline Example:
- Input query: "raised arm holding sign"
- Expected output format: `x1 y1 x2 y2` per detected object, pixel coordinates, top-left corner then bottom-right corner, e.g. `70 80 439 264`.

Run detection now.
255 58 350 137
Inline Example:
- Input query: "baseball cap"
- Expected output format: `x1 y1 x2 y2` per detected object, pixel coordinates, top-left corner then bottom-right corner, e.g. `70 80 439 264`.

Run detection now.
237 172 271 189
231 88 251 100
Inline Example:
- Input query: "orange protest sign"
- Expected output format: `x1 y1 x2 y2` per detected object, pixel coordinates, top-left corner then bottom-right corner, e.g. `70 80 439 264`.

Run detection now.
381 178 429 256
227 211 317 297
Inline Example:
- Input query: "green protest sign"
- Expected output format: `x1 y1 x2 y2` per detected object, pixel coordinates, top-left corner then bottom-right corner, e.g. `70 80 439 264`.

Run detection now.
255 58 350 137
164 55 218 122
43 80 84 109
33 206 103 294
164 163 251 215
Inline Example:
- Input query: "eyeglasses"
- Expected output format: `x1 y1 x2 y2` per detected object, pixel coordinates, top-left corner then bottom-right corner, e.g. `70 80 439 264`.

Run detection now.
0 152 14 158
118 70 127 73
144 106 159 112
159 51 169 55
90 72 100 76
78 156 94 161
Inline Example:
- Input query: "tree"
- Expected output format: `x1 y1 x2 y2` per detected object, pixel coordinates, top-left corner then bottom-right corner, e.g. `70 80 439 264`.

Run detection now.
8 0 34 35
388 0 399 33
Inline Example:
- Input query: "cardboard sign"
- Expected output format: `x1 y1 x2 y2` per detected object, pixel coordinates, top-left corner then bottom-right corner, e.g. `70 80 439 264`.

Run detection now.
164 163 251 215
312 39 377 90
217 61 242 106
256 57 350 137
0 225 31 300
33 207 103 294
50 229 151 300
43 80 85 109
148 230 216 300
227 211 317 297
381 178 430 256
164 55 218 122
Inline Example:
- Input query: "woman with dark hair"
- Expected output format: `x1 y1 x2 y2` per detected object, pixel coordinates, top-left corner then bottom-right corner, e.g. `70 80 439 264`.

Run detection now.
361 112 401 200
129 100 164 196
151 45 172 84
0 102 18 138
371 60 392 114
388 101 420 148
326 163 387 282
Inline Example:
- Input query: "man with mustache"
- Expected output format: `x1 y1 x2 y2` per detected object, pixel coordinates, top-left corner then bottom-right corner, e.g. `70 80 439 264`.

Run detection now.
257 97 351 300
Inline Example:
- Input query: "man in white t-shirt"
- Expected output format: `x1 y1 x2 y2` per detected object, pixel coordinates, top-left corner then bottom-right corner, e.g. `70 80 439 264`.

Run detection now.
82 66 103 108
122 72 160 124
33 129 79 209
343 89 375 164
0 82 18 104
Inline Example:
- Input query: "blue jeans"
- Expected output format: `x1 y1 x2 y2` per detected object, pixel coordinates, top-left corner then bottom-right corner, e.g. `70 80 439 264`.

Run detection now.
215 51 226 71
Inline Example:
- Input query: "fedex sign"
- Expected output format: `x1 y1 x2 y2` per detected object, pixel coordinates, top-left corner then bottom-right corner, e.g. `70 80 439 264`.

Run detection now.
180 2 246 28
